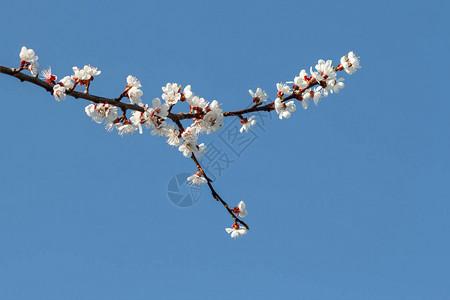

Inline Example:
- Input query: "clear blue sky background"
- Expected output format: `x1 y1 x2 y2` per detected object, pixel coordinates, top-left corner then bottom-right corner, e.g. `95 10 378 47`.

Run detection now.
0 0 448 299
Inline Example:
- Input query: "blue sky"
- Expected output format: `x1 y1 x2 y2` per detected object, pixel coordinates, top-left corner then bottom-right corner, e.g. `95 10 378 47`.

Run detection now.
0 0 449 299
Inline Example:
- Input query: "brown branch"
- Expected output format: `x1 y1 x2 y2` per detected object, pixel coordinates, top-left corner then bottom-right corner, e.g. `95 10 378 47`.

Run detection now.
0 65 145 113
168 71 342 121
190 153 250 230
172 117 250 230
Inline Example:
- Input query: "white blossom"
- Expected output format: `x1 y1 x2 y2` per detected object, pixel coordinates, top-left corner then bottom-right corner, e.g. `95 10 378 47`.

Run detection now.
249 88 268 105
53 84 66 101
328 78 345 94
152 98 169 118
276 82 292 97
187 96 208 110
203 100 224 133
127 86 143 104
181 126 199 142
116 122 139 136
40 67 57 83
130 102 169 135
19 46 38 63
165 123 181 146
126 75 142 88
348 52 361 70
85 103 118 124
183 85 194 102
341 51 361 75
294 69 309 89
60 76 74 90
52 76 74 102
178 139 198 158
151 121 170 136
72 65 101 81
240 116 257 133
225 224 247 239
310 59 336 82
304 89 322 106
232 201 248 218
274 98 296 119
130 109 145 134
197 143 206 156
187 172 207 186
162 83 181 105
28 61 39 76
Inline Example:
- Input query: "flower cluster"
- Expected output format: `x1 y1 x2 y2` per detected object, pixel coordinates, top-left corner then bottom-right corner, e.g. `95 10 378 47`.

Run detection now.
85 103 118 124
225 201 248 238
261 51 360 119
19 46 39 76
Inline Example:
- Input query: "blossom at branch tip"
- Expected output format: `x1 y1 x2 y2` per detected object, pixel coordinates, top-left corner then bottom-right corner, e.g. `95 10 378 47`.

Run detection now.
19 46 38 63
162 82 181 105
276 82 292 98
249 88 268 106
187 171 207 186
340 51 361 75
232 201 248 218
126 75 142 88
274 98 296 119
240 116 257 133
225 224 247 239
